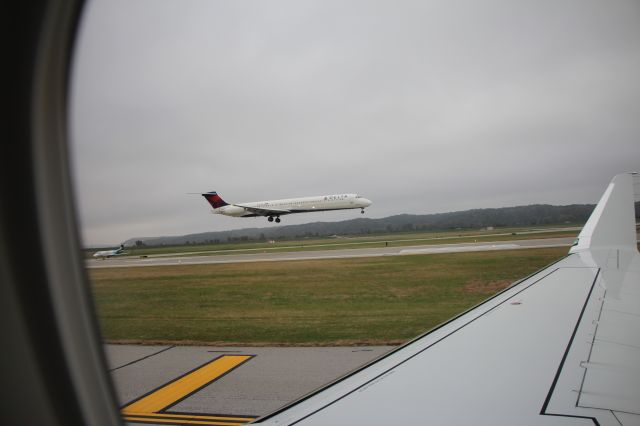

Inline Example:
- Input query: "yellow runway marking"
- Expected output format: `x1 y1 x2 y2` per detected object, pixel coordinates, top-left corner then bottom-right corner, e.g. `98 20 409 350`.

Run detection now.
121 355 256 425
124 412 255 422
123 416 247 425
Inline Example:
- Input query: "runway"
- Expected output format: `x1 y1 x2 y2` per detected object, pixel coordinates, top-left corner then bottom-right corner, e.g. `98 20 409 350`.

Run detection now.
87 237 575 268
106 344 392 424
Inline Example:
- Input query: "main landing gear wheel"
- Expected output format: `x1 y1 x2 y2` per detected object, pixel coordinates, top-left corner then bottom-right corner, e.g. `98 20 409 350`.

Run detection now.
268 216 274 222
275 217 281 223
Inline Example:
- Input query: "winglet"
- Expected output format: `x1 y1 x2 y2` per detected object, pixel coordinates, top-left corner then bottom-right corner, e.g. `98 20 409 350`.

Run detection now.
569 172 638 253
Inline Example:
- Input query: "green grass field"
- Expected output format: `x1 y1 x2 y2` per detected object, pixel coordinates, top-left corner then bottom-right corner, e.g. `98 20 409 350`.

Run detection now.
90 246 567 346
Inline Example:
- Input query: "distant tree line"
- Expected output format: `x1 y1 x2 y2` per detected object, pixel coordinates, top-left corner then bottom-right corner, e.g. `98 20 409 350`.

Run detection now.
124 202 640 247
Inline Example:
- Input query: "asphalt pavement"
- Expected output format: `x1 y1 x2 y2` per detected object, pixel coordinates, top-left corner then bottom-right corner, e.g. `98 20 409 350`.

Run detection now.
106 344 392 424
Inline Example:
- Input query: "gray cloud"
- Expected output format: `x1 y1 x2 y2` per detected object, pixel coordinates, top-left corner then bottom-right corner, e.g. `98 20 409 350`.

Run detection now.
71 0 640 246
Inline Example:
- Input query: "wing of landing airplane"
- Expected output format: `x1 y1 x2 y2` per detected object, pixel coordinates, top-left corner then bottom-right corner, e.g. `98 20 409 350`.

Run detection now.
255 172 640 426
234 204 292 216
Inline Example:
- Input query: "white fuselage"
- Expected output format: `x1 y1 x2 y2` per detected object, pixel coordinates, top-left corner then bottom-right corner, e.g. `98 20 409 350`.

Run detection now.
214 193 372 217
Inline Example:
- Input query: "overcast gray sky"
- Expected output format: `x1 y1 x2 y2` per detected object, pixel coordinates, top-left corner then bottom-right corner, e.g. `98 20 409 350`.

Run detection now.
70 0 640 247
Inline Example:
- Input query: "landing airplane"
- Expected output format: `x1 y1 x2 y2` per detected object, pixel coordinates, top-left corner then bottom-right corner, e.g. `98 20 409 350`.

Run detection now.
92 244 125 259
201 191 372 223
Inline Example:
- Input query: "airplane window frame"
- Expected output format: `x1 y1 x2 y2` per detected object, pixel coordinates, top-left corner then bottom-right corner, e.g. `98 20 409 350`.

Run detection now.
3 1 121 424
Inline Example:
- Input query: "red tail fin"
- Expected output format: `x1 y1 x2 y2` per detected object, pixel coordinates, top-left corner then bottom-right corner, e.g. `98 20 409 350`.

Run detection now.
202 191 229 209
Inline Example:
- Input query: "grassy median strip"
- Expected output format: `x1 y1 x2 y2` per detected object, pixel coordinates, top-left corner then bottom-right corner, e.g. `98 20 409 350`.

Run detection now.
90 247 566 346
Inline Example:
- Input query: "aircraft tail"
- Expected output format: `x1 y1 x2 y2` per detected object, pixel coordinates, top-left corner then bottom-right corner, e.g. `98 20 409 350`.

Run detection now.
202 191 229 209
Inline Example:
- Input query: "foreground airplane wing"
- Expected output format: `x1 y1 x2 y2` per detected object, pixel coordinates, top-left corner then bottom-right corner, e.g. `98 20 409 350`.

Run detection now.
256 172 639 426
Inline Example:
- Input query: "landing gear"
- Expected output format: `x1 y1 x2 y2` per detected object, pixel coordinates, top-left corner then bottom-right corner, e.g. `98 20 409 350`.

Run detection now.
268 216 274 222
275 217 281 223
361 208 365 214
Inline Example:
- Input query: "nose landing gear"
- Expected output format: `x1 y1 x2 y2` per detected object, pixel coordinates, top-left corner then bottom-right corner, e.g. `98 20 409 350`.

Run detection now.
361 208 365 214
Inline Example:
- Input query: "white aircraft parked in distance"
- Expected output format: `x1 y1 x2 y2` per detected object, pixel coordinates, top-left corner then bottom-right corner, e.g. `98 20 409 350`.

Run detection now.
201 191 372 223
92 244 125 259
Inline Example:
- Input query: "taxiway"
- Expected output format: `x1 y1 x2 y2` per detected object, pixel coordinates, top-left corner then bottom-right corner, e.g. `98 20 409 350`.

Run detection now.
106 344 392 424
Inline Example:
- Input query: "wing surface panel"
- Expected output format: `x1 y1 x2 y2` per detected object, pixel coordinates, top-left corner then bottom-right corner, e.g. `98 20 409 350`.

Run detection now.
544 249 640 424
577 250 640 415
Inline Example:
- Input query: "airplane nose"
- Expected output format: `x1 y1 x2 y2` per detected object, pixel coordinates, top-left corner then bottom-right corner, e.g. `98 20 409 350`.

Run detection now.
362 198 372 207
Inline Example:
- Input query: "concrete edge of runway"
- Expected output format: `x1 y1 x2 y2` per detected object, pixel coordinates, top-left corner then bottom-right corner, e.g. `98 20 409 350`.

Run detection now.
87 237 577 268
